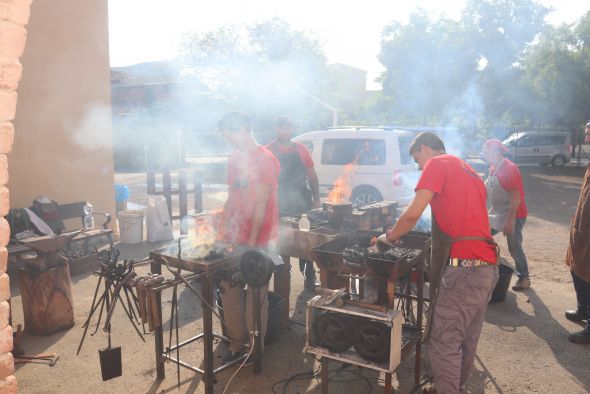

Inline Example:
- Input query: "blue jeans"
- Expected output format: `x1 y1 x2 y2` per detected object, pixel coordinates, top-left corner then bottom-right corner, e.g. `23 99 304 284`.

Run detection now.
492 217 529 278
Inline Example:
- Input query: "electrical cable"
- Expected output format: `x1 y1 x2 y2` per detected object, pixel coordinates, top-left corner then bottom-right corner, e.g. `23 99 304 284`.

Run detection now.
222 329 256 394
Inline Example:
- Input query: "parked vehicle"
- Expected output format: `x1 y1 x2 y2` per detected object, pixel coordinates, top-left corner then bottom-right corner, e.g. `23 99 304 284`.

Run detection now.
293 127 418 206
502 131 571 166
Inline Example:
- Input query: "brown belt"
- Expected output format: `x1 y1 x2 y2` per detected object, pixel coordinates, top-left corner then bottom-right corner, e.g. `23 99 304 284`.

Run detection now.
448 258 492 268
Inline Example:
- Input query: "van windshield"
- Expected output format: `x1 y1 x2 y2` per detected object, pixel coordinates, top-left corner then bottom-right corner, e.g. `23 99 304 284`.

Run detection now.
321 139 386 165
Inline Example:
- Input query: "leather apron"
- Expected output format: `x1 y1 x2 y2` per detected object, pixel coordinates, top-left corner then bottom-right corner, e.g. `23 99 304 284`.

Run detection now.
268 143 312 215
485 159 513 233
565 164 590 283
423 215 499 342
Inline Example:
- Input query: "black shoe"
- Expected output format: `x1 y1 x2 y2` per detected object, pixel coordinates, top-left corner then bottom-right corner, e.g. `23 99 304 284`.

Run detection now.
568 329 590 345
222 350 246 364
565 307 590 324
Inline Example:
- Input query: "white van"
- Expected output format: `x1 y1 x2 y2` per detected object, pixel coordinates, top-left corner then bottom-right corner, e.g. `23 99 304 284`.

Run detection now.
293 127 418 206
502 131 571 166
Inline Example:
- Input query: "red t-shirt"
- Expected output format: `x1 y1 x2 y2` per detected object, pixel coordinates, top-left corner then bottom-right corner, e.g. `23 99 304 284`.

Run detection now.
416 154 497 263
490 158 527 218
224 146 280 246
266 140 314 168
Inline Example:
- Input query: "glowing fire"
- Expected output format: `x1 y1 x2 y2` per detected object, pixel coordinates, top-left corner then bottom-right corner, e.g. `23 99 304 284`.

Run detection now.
327 164 355 203
189 209 223 248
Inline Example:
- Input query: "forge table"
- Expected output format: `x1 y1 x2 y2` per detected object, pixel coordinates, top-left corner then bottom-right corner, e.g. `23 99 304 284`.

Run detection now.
276 226 342 327
149 243 265 394
310 230 431 393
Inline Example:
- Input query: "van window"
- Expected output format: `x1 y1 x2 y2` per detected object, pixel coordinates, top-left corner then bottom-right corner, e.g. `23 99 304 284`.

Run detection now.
516 135 535 147
398 136 413 164
321 139 386 165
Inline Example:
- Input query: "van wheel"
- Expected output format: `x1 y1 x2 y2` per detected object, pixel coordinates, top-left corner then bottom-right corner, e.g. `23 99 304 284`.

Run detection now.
551 154 567 167
350 186 383 206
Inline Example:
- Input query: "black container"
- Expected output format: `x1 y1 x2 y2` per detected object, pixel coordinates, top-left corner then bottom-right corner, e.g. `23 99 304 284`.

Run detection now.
490 264 514 303
216 291 285 346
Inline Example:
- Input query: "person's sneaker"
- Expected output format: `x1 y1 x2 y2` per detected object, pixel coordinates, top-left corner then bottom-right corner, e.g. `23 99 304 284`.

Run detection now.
565 307 590 324
512 277 530 291
568 329 590 345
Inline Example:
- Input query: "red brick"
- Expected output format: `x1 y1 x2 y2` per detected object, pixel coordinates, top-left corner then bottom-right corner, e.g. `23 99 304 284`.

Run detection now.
0 274 8 303
0 375 16 393
0 123 13 154
0 325 12 354
0 91 17 123
0 20 27 59
0 353 13 379
0 301 8 329
0 61 21 90
0 0 32 26
0 219 8 248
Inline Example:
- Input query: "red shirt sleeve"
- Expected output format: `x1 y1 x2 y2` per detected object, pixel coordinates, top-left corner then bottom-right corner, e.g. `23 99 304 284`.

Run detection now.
295 142 314 168
415 158 445 194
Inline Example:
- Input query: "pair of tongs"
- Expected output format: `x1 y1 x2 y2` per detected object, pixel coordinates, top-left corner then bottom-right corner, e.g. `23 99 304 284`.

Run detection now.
15 352 59 367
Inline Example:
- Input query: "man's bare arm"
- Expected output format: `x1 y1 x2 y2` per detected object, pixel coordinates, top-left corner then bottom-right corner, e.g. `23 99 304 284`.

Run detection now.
387 189 435 242
307 168 321 208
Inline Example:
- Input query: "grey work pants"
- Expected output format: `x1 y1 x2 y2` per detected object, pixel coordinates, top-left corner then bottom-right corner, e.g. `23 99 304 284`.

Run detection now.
429 264 498 394
218 280 269 353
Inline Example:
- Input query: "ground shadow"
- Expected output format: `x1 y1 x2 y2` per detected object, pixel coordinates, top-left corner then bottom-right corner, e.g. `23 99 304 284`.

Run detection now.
486 289 590 390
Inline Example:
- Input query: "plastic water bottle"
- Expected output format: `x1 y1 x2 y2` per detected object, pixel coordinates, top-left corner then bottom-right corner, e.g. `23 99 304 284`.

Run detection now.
298 214 311 232
84 203 94 229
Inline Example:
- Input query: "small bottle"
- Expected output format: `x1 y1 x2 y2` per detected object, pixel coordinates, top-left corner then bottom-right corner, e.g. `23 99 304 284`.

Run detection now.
83 203 94 229
298 213 311 232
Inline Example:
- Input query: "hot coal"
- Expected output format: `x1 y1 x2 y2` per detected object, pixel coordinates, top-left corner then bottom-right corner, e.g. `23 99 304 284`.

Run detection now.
367 246 421 263
343 245 368 265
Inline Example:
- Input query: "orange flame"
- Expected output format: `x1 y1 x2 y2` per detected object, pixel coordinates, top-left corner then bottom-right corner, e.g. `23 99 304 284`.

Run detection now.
190 209 223 247
327 164 355 203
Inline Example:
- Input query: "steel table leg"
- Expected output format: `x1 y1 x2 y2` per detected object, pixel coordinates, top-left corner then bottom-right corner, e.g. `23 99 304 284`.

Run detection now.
151 261 165 380
275 255 291 328
321 357 329 394
202 276 214 394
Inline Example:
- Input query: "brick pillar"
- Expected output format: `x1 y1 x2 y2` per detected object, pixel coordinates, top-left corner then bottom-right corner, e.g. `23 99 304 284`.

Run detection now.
0 0 34 392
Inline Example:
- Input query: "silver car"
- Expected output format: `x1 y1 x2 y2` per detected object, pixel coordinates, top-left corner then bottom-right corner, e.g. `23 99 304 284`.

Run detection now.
502 131 571 166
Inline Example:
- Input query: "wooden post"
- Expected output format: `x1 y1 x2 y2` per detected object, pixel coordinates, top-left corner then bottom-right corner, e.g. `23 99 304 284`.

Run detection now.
179 171 188 234
194 171 203 213
162 170 172 220
19 265 75 335
147 171 156 195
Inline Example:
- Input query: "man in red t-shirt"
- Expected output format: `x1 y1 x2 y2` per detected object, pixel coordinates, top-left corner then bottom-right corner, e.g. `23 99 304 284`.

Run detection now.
482 139 530 291
384 132 498 393
217 111 280 363
266 116 320 289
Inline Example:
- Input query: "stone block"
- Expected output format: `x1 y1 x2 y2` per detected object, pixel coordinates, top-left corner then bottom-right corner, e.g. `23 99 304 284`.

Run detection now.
0 123 14 154
0 219 8 249
0 301 8 329
0 274 8 303
0 375 16 393
0 0 32 26
0 21 27 59
0 353 13 379
0 248 5 276
0 91 17 123
0 325 12 354
0 61 22 90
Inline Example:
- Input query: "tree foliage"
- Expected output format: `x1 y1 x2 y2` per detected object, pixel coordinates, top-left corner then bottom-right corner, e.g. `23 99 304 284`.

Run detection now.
377 1 590 134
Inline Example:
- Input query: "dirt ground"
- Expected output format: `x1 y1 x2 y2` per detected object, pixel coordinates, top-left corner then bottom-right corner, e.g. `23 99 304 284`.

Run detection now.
10 161 590 393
